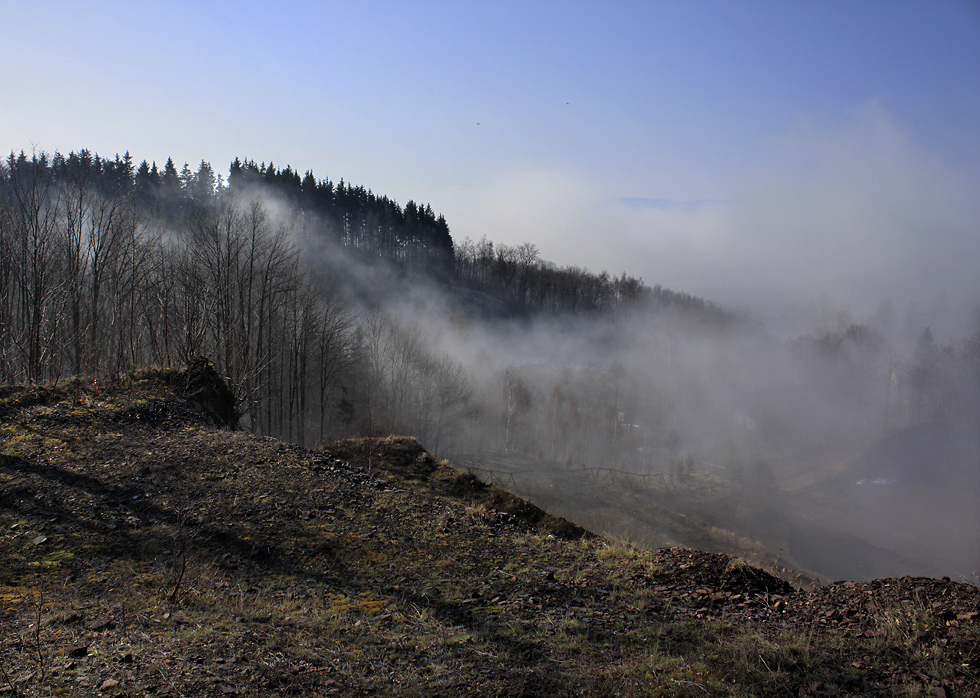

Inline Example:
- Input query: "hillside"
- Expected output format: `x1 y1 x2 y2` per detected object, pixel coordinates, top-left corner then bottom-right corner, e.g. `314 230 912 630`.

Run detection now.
1 371 978 697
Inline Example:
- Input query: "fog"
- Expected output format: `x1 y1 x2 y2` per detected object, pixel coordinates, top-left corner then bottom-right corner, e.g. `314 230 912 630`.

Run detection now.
444 304 978 584
13 146 968 585
282 190 979 584
440 104 980 332
118 160 979 585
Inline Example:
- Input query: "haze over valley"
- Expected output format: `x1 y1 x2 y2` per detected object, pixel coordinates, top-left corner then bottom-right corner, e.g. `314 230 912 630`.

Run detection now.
1 148 977 584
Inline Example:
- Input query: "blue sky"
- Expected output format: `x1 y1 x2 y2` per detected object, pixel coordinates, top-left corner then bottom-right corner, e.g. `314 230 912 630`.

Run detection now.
3 0 980 322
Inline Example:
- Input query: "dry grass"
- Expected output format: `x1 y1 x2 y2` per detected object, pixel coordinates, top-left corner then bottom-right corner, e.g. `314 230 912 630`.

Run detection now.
0 377 977 696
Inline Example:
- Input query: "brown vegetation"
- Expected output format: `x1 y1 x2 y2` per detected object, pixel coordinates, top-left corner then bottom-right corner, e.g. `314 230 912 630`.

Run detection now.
0 373 978 696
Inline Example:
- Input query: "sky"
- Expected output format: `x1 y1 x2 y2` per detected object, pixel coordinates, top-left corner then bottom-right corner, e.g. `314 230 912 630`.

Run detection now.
3 0 980 327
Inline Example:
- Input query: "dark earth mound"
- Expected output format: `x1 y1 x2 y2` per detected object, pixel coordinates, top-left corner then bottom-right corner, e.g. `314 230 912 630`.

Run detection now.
327 436 591 540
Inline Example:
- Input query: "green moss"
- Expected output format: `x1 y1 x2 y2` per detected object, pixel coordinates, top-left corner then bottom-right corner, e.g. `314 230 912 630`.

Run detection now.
41 548 75 567
1 424 70 458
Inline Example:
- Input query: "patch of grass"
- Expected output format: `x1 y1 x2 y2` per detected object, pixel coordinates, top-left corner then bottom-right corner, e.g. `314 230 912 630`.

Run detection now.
724 556 748 574
39 548 75 568
1 423 70 459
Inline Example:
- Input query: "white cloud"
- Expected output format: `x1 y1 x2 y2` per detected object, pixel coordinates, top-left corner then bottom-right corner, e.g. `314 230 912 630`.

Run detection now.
438 168 597 252
438 104 980 330
708 104 980 314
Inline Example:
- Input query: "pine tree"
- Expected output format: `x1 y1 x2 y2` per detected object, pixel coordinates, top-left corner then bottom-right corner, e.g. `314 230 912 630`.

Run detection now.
191 160 216 199
229 157 244 191
134 159 158 202
179 162 194 193
161 157 180 198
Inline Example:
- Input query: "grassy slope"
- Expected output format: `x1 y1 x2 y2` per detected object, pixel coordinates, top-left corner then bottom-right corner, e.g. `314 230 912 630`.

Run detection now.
0 374 977 697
